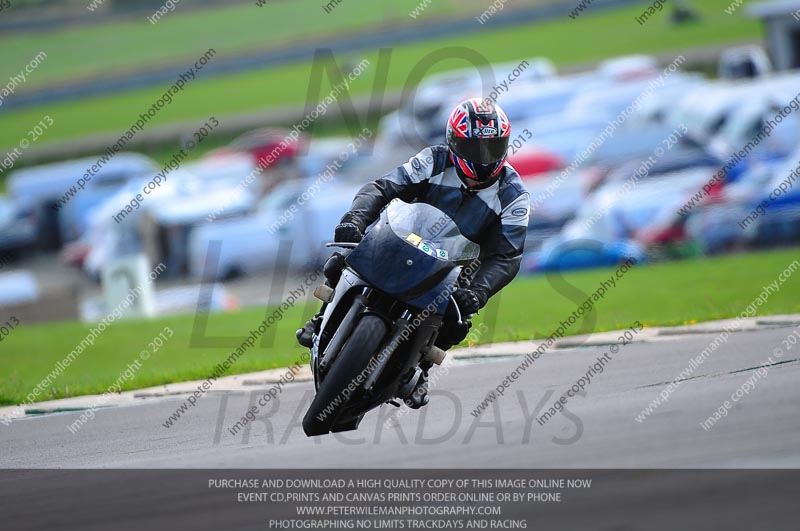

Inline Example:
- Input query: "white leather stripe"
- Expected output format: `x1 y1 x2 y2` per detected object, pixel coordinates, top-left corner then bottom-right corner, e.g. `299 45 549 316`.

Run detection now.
501 192 531 227
395 146 436 184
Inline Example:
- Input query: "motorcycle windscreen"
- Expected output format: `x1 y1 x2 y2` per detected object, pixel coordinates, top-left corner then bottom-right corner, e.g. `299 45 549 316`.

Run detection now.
383 200 480 264
346 200 481 310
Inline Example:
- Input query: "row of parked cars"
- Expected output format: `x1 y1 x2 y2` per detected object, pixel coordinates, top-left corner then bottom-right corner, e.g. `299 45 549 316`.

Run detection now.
0 129 366 281
377 48 800 271
517 61 800 271
1 47 798 284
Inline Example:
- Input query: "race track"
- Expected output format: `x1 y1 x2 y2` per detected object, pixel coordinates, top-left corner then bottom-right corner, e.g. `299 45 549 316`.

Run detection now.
2 324 799 469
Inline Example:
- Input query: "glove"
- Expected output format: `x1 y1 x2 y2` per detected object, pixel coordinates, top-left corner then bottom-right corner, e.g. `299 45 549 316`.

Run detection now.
451 288 481 318
334 222 363 243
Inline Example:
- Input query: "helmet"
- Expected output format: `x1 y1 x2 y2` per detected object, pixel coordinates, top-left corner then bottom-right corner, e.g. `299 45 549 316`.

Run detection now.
446 98 511 187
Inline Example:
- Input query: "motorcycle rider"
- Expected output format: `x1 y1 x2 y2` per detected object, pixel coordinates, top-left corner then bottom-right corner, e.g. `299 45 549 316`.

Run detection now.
297 98 529 408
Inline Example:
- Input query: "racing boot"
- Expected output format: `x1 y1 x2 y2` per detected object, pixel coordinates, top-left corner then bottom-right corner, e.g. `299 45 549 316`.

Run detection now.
295 253 344 348
295 315 321 349
399 362 432 410
404 373 429 410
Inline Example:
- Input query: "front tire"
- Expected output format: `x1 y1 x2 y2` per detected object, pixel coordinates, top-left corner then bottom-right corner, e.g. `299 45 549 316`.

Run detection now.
303 314 387 436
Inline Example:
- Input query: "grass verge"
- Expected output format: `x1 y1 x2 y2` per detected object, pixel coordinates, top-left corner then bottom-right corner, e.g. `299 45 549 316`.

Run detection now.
0 0 760 149
0 0 465 86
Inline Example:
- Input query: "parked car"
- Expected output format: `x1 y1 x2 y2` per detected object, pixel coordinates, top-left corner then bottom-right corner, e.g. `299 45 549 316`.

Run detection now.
533 166 720 270
602 142 720 188
0 196 36 257
80 159 260 280
708 96 800 162
718 45 772 79
684 160 781 254
595 54 659 82
399 58 557 145
496 79 587 126
668 82 751 146
519 114 613 161
508 148 564 178
7 153 156 249
526 169 587 227
750 152 800 248
187 180 360 280
579 74 705 122
210 128 306 171
523 236 646 272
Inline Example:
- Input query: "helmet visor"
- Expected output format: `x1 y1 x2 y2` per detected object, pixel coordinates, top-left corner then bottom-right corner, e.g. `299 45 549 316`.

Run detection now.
450 136 509 165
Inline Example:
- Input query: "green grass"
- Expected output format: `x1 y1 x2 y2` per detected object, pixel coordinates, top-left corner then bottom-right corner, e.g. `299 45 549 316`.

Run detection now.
0 0 760 150
479 249 800 342
0 0 467 86
0 305 317 407
1 248 798 407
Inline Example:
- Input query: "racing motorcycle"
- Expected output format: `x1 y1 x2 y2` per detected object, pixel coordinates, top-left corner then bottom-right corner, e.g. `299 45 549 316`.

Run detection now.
302 199 479 436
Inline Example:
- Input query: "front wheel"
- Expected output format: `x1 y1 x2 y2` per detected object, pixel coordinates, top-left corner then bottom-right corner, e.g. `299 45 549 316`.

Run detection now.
303 314 387 436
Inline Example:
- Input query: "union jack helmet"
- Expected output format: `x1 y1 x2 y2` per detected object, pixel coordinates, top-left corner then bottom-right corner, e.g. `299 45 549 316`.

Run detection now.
446 98 511 187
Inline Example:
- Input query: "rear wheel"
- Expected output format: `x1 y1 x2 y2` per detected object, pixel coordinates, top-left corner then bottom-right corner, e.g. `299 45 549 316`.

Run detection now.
303 314 387 436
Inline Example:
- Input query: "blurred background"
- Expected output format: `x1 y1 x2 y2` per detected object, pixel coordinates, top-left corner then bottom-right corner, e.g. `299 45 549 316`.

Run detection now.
1 0 799 402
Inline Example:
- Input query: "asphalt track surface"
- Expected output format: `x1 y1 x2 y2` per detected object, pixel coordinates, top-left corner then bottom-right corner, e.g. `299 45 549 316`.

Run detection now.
3 325 800 530
2 325 799 469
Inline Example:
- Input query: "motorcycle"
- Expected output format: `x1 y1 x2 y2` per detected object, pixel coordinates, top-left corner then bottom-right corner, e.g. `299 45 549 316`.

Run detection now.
302 199 480 436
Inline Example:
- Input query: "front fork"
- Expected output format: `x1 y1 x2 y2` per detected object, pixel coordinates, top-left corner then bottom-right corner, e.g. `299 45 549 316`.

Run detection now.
317 289 370 375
